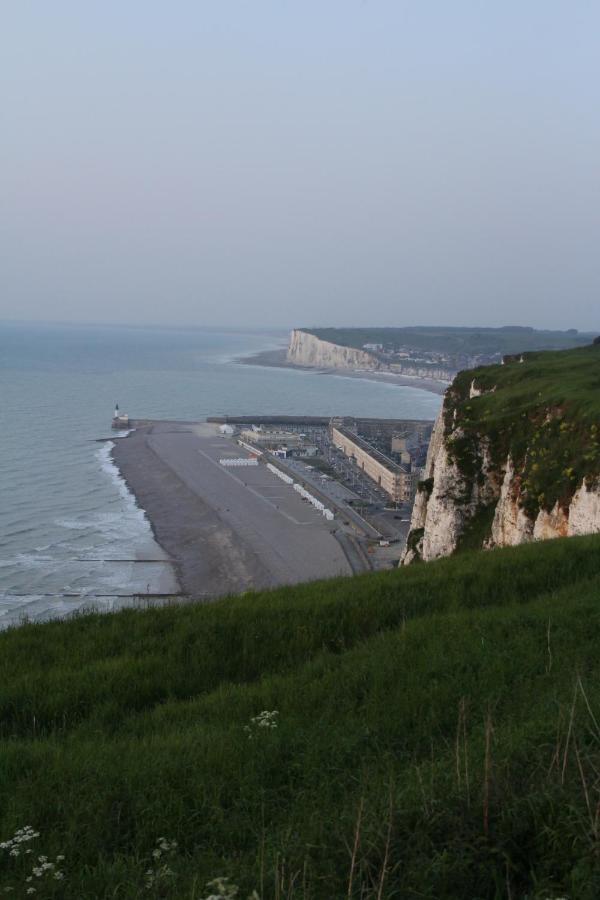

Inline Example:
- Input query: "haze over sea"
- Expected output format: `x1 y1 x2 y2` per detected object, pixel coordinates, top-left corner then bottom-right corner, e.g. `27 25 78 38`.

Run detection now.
0 322 441 627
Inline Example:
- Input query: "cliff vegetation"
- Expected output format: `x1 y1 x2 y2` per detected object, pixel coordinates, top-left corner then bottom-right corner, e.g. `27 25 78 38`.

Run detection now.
446 343 600 519
303 326 594 357
404 342 600 563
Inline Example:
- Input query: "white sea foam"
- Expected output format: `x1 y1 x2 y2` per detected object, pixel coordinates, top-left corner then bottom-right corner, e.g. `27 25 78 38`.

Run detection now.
55 518 95 531
0 438 173 613
96 441 137 504
0 553 62 571
55 443 148 540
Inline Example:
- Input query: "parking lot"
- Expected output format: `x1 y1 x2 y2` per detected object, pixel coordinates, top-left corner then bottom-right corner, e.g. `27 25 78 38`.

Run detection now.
283 426 394 504
274 428 414 543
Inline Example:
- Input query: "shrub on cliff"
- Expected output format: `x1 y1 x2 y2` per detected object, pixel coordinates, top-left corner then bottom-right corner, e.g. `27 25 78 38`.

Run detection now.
444 343 600 526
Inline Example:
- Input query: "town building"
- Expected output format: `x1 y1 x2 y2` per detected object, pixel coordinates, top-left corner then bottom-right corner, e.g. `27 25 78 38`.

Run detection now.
330 426 418 503
240 428 303 449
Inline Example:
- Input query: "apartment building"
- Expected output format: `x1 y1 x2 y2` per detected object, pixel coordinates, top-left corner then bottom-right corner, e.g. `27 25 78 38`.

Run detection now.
330 426 417 503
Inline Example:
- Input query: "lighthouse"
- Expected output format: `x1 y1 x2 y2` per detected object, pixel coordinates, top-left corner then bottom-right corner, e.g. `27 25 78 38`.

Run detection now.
112 402 130 429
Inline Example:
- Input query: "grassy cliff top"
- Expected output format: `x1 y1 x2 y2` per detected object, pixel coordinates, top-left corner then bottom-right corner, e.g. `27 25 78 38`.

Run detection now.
445 342 600 515
301 326 595 357
2 536 600 897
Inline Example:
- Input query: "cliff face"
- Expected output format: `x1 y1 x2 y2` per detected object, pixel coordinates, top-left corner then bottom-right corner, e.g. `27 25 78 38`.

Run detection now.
403 344 600 563
488 460 600 546
287 329 453 380
402 410 500 563
287 329 382 370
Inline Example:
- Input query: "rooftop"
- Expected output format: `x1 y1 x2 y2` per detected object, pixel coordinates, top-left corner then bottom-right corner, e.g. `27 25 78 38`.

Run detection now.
332 426 409 475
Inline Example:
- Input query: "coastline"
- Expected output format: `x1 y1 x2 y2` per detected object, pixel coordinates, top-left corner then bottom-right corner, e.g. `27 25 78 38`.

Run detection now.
99 437 181 598
237 348 449 396
111 425 214 600
111 421 352 601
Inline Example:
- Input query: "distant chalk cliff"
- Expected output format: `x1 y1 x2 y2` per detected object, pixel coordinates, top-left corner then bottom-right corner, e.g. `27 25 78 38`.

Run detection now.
287 329 382 371
402 344 600 563
286 329 452 380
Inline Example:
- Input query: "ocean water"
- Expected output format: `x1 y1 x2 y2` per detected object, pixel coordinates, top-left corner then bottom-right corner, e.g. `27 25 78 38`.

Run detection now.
0 322 441 626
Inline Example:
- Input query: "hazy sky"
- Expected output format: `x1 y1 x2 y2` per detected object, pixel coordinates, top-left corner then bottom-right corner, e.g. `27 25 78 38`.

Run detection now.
1 2 599 331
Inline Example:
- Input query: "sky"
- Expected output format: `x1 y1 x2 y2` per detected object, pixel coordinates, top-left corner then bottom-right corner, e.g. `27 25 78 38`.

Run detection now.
1 2 599 332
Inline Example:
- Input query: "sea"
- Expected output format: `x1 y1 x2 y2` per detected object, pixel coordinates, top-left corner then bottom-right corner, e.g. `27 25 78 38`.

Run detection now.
0 322 441 627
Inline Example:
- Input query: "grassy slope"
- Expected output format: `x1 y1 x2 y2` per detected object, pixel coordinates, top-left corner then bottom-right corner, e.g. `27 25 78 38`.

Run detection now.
446 343 600 521
3 537 600 897
303 326 594 357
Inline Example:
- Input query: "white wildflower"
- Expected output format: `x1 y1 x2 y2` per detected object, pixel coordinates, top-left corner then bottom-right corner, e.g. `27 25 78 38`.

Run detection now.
201 877 260 900
244 710 279 739
145 837 177 890
204 876 239 899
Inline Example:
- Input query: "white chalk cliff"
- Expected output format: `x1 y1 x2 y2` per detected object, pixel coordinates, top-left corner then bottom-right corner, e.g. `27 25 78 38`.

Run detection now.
488 463 600 548
401 410 465 563
286 329 453 380
403 388 600 564
287 329 382 371
403 409 500 563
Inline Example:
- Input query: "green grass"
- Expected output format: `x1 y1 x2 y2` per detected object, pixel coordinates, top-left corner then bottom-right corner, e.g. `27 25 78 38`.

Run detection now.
303 326 594 357
3 536 600 897
445 342 600 521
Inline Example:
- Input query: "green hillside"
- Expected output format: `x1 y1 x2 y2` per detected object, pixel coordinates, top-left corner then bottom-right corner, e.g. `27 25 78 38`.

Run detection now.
3 537 600 897
446 342 600 520
304 326 594 357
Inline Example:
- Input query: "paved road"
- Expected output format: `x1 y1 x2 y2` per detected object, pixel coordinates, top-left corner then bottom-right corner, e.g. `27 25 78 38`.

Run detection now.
282 458 360 504
113 422 352 599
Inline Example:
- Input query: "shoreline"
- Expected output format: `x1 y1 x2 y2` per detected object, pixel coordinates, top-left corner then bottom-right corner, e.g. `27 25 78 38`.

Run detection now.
98 437 181 599
111 422 352 600
111 426 207 600
108 440 185 599
237 348 449 396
